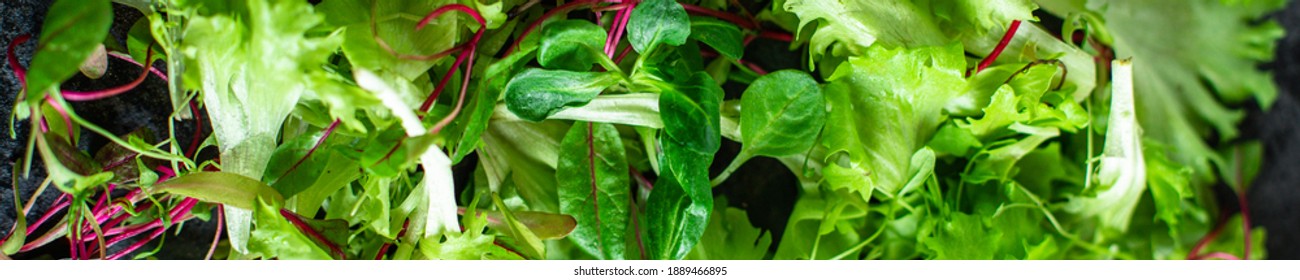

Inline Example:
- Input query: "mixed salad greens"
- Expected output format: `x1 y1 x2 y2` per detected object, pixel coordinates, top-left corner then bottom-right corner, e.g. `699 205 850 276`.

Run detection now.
1 0 1284 260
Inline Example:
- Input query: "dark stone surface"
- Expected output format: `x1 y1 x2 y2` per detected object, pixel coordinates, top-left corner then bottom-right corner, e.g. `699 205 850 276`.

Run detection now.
1 0 217 259
1 0 56 249
1247 0 1300 260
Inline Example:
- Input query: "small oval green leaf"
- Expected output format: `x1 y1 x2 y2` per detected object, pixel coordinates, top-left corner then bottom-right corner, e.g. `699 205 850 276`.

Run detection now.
627 0 691 54
539 20 608 71
658 72 722 155
646 170 711 260
740 70 826 157
504 68 621 122
689 17 744 60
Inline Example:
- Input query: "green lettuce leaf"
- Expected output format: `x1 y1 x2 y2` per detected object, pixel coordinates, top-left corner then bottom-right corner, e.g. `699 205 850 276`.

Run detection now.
181 0 342 253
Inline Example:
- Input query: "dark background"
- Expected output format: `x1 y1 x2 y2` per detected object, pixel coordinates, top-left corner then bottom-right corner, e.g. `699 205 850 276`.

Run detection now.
2 0 1298 259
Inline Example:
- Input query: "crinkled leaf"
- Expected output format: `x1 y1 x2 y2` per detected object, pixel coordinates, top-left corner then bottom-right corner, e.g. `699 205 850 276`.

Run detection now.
181 0 340 252
965 124 1060 184
924 213 1000 260
821 44 965 196
782 0 945 69
916 0 1038 39
687 203 773 260
248 198 333 259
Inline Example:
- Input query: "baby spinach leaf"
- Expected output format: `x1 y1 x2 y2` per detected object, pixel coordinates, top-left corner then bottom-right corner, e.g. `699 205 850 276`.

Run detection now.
539 20 608 71
740 70 826 157
712 70 821 186
658 72 722 203
645 169 711 260
126 18 165 66
24 0 113 98
658 72 722 156
34 131 112 195
557 122 631 260
627 0 691 54
504 69 621 122
646 72 722 260
689 17 744 60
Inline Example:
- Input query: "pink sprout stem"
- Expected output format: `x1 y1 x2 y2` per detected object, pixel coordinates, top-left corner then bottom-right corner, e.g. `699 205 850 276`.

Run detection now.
105 52 168 82
419 43 475 113
681 3 757 30
416 4 487 114
604 2 635 57
105 227 164 260
430 43 477 135
976 20 1022 74
59 47 155 101
205 204 223 260
505 0 603 55
7 35 30 82
1193 252 1242 260
26 194 71 236
614 44 634 64
186 101 204 159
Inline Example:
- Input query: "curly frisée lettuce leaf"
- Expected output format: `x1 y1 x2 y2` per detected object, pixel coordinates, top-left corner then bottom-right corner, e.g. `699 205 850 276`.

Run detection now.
821 44 965 198
1038 0 1285 184
783 0 946 68
180 0 341 253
